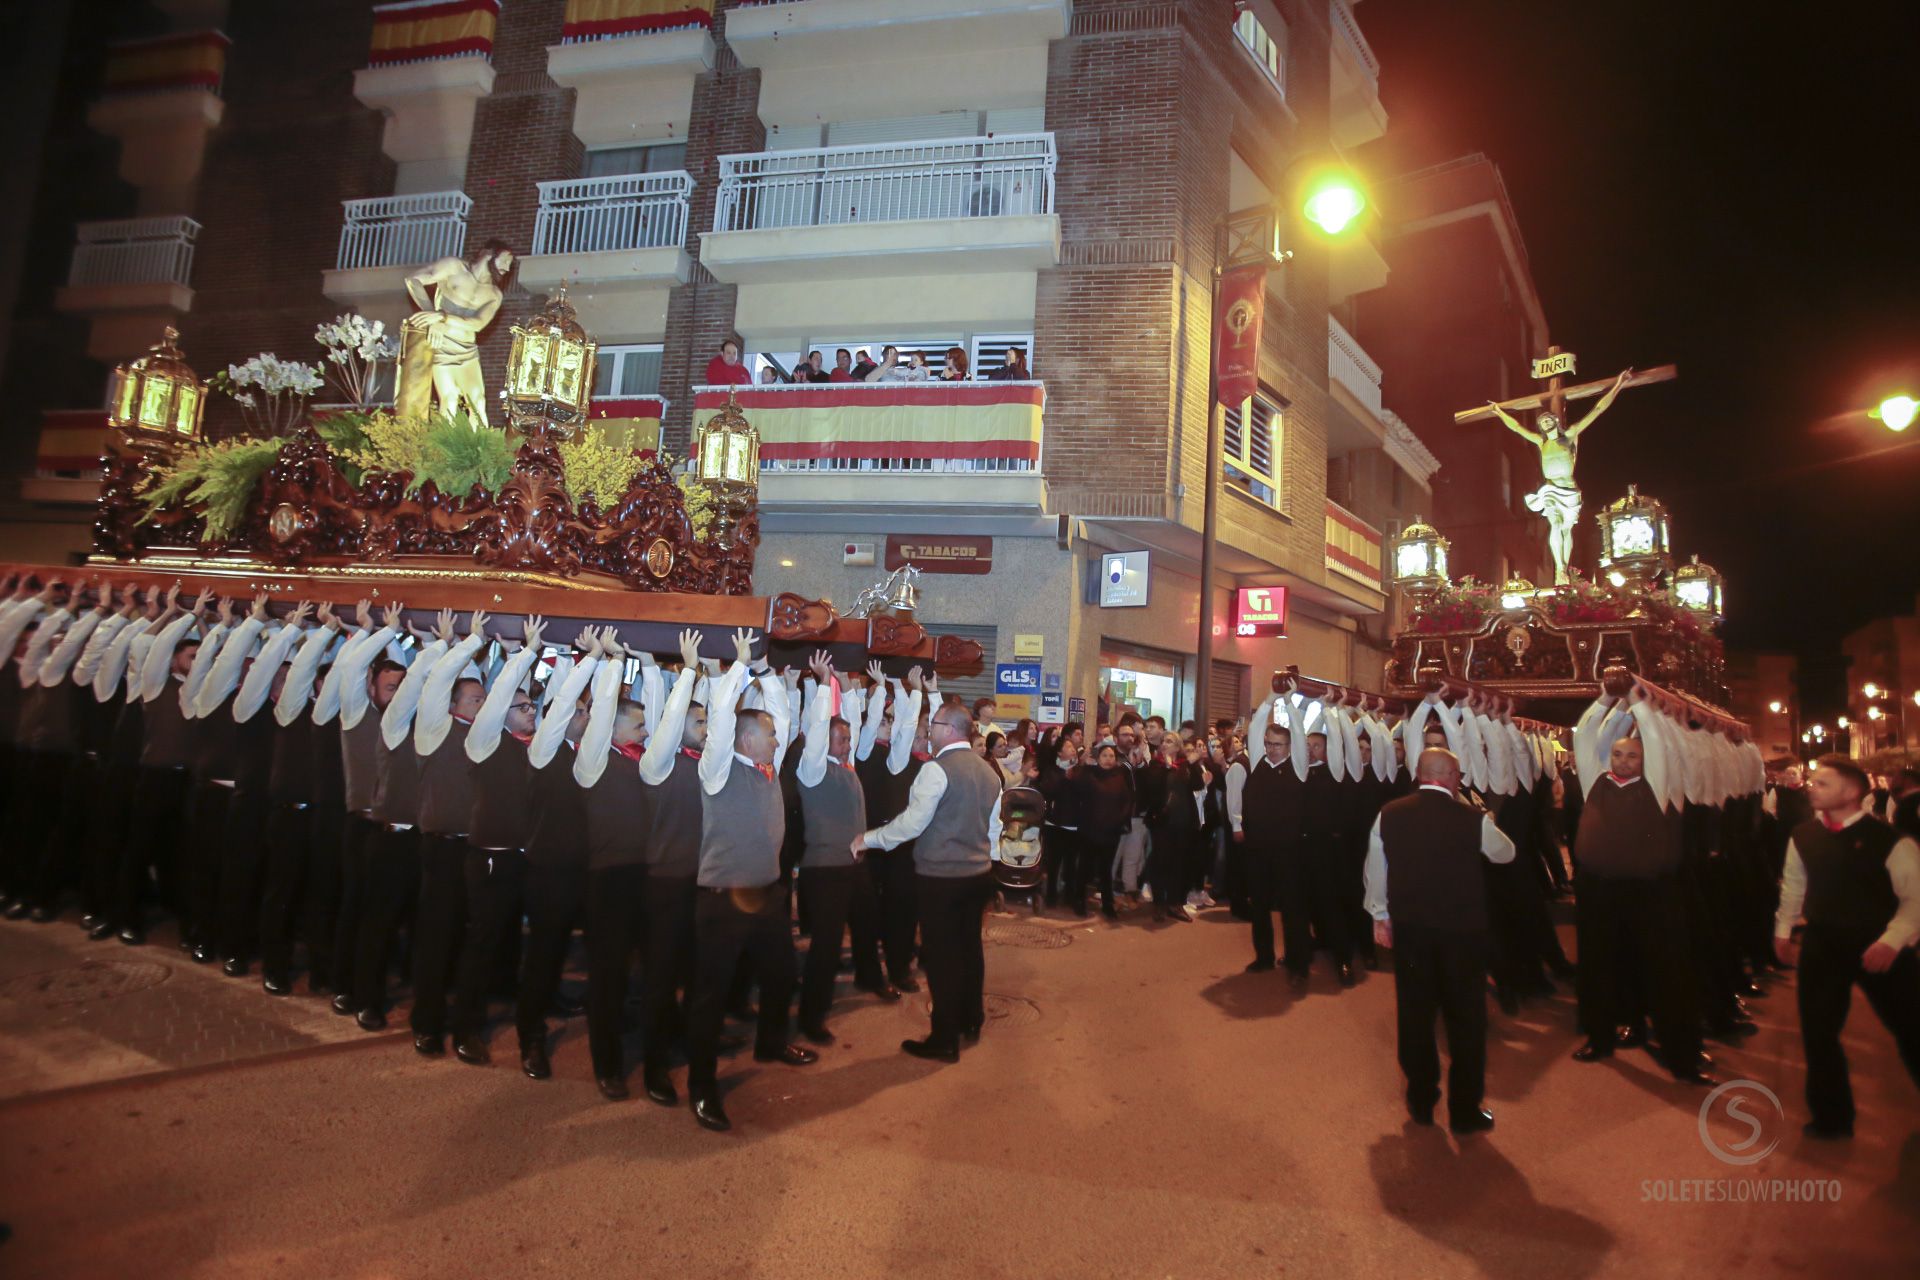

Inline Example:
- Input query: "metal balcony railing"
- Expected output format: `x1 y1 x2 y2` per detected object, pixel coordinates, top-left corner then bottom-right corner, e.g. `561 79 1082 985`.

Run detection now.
67 216 201 288
531 171 693 256
1325 498 1384 590
715 133 1057 233
1327 313 1383 418
335 191 472 270
1330 0 1380 86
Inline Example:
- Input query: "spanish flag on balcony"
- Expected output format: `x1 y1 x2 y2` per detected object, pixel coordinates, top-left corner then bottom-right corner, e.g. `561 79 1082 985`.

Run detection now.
562 0 714 42
369 0 500 67
36 410 108 477
587 396 666 458
102 30 231 96
691 384 1044 467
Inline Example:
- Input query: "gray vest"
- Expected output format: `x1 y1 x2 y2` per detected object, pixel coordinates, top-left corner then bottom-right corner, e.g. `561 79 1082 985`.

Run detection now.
340 715 382 815
416 720 474 837
915 748 998 877
646 750 703 878
697 759 784 888
801 760 866 868
372 732 421 826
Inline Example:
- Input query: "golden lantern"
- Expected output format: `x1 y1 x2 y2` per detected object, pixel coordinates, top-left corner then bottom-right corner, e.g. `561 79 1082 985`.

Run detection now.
503 285 597 439
1392 517 1450 601
106 325 206 455
1671 553 1724 623
1596 484 1671 589
692 390 761 549
1499 576 1537 612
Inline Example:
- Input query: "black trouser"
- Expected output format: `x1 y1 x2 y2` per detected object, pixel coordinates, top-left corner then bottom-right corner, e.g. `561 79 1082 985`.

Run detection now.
409 833 471 1037
586 863 649 1080
1302 836 1351 966
1247 843 1311 972
215 784 270 961
516 861 586 1049
640 871 697 1074
34 750 96 910
687 884 795 1090
1226 832 1251 918
6 749 66 903
450 847 528 1041
869 846 919 982
915 872 991 1051
350 825 419 1014
1146 821 1189 909
1184 825 1213 901
1797 926 1920 1131
1080 830 1121 914
185 780 234 947
331 813 379 993
1392 923 1489 1122
115 765 190 931
86 754 138 918
1042 824 1079 908
1575 875 1701 1065
798 863 885 1029
1347 835 1376 964
256 803 314 981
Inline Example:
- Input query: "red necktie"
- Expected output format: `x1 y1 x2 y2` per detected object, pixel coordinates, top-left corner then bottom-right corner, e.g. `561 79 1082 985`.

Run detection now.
1821 816 1845 833
757 764 776 783
614 741 643 762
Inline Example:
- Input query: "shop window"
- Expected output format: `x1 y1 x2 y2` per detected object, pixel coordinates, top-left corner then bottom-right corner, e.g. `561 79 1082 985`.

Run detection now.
1100 642 1186 729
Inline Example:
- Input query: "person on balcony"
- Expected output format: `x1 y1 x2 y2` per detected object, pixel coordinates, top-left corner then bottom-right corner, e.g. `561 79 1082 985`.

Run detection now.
804 350 833 384
829 349 855 383
704 338 753 387
851 349 878 381
893 351 932 382
757 367 783 385
940 347 970 381
986 347 1030 381
864 346 901 383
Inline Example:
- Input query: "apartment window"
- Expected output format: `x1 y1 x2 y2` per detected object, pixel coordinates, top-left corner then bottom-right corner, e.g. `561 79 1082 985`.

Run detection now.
1224 392 1282 507
583 142 688 179
970 334 1034 379
593 344 663 398
1233 9 1287 97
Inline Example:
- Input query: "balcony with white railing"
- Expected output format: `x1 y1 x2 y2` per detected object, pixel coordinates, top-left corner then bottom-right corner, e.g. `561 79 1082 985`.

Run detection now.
729 0 1068 71
55 216 201 319
1329 0 1387 148
1325 313 1389 454
691 380 1047 513
547 3 714 148
518 172 694 331
356 1 498 192
1324 498 1385 596
322 190 471 323
702 133 1060 285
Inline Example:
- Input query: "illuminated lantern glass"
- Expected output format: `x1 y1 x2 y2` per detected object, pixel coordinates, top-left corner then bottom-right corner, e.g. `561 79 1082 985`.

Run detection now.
1391 518 1450 601
504 287 597 440
1499 577 1536 612
106 325 207 456
694 393 760 490
1596 484 1672 588
1671 553 1724 623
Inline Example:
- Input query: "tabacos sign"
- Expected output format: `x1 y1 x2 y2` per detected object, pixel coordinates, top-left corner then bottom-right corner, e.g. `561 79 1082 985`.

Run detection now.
1234 586 1288 637
886 535 992 575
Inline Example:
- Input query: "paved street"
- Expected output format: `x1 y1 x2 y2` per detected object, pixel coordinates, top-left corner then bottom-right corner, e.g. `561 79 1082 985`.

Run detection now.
0 907 1915 1280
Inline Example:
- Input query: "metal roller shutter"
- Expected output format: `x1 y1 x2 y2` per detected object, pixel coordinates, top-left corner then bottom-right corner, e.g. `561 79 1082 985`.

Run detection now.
922 621 998 711
1208 659 1250 729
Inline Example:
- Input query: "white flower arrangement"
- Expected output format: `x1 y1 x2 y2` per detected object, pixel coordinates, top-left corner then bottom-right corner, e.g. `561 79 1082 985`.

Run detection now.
212 352 325 437
314 313 400 409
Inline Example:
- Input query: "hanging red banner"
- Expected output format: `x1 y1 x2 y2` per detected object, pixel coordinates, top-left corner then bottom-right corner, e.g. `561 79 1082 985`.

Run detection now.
1212 265 1266 408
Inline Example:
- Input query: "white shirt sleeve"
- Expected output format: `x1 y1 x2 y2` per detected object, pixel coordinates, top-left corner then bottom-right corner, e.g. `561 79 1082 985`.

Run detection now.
864 762 950 849
1283 694 1309 782
795 674 837 788
1481 813 1516 863
335 624 399 729
841 676 865 756
1364 815 1389 920
277 626 340 726
698 662 752 796
637 660 665 746
196 617 265 718
761 669 795 772
414 633 484 757
887 685 922 776
467 647 539 765
573 659 624 789
178 622 232 717
42 608 106 687
234 621 305 723
380 637 447 749
529 654 597 771
93 616 149 703
638 667 697 786
74 611 131 688
855 681 887 762
988 778 1004 858
17 607 71 690
1225 760 1248 834
1775 840 1808 939
1878 837 1920 951
139 612 199 703
0 600 46 674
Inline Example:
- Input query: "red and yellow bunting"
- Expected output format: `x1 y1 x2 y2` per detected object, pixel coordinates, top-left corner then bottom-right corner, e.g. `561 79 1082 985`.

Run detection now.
369 0 500 66
103 30 231 95
562 0 714 41
37 410 107 476
1324 499 1383 588
587 395 666 458
691 384 1043 465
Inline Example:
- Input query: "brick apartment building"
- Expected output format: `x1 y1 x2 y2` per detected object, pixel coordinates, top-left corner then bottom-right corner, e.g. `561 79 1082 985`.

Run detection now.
0 0 1450 727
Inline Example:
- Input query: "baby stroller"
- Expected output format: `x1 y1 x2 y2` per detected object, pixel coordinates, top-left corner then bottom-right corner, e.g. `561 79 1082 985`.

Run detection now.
994 784 1048 915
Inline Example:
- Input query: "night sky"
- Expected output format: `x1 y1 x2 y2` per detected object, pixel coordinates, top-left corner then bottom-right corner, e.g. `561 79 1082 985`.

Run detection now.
1359 0 1920 701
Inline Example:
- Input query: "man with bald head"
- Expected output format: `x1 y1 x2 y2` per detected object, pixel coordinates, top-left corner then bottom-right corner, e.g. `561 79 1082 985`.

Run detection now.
1364 748 1515 1134
1571 733 1712 1085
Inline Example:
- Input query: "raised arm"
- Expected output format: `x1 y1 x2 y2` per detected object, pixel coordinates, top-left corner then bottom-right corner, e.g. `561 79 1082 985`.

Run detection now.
795 652 836 789
278 608 342 726
416 609 488 756
530 636 599 771
1487 400 1542 445
197 596 270 717
573 648 625 789
1570 368 1632 438
381 628 449 750
854 665 887 762
235 606 311 723
467 617 542 764
697 632 756 796
41 605 106 687
638 630 700 786
887 669 925 776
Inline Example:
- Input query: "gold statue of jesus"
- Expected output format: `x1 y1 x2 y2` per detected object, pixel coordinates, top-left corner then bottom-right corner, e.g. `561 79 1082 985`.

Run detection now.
1484 367 1632 585
395 241 514 427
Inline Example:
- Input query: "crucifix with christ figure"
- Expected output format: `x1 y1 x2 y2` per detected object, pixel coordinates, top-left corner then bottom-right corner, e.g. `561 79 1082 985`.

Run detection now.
1453 346 1676 586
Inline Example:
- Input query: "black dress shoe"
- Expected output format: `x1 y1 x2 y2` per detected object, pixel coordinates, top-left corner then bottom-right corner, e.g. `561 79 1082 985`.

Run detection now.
88 921 117 941
1245 958 1276 973
190 942 217 965
80 912 99 930
453 1035 490 1066
856 982 902 1002
798 1023 834 1047
3 901 29 921
332 992 358 1017
1337 963 1357 988
961 1023 983 1044
1450 1108 1495 1135
222 957 247 978
1669 1054 1716 1086
356 1008 388 1032
892 975 922 994
1100 904 1118 920
117 926 145 946
901 1037 959 1063
1802 1120 1852 1141
1409 1103 1435 1126
1615 1025 1648 1049
1705 1019 1758 1044
28 905 56 924
1572 1041 1615 1062
597 1075 630 1101
414 1032 444 1057
755 1044 818 1066
262 975 293 997
549 991 585 1018
643 1069 678 1107
521 1043 551 1080
690 1092 731 1132
1736 981 1764 1000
